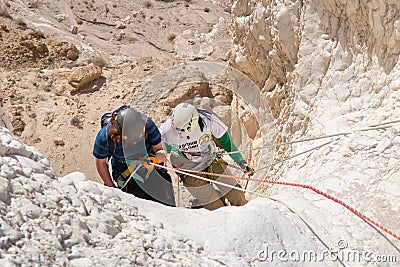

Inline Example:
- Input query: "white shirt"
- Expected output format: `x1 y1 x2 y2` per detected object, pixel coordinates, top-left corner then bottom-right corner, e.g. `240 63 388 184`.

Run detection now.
160 112 228 170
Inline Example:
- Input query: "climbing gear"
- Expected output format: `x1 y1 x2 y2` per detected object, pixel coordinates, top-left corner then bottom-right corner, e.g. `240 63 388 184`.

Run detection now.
116 162 141 188
238 160 255 176
215 152 254 189
171 103 199 138
216 150 254 175
167 146 213 171
116 160 152 188
142 156 159 169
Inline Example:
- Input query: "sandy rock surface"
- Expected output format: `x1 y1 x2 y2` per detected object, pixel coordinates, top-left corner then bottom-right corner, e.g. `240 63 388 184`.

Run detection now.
0 0 234 184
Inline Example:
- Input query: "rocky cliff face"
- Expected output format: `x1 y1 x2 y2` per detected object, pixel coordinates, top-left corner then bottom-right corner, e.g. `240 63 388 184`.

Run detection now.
230 0 400 175
229 0 400 259
0 0 399 264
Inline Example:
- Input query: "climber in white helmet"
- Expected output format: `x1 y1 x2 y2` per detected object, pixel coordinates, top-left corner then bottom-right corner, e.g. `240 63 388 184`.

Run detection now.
160 102 254 210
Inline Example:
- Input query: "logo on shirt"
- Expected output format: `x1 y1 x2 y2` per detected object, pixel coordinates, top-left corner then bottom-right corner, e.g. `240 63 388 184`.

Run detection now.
178 141 198 150
199 134 211 145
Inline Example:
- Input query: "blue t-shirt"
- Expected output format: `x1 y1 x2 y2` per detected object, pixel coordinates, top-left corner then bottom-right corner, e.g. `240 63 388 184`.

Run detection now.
93 114 161 171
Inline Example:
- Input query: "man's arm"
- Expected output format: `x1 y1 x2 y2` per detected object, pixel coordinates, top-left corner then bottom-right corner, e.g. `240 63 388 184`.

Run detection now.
216 132 244 163
95 157 116 187
216 131 254 176
151 141 167 163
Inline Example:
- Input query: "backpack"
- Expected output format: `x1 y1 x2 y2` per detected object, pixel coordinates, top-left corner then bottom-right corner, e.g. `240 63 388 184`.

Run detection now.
197 108 212 132
100 105 129 129
100 105 129 156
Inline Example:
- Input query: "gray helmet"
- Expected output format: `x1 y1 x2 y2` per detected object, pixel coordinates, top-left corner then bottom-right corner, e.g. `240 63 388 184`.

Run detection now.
115 108 145 144
172 103 199 138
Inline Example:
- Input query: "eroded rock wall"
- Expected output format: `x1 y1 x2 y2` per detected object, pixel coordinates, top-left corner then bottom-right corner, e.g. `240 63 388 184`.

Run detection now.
230 0 400 179
228 0 400 255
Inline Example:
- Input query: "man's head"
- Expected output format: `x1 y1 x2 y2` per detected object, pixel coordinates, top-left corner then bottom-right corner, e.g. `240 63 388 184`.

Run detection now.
112 108 145 145
171 103 199 138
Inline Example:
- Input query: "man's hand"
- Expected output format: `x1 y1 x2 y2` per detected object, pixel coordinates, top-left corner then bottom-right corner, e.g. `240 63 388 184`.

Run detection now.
104 182 117 188
142 156 159 169
95 158 117 187
239 160 255 176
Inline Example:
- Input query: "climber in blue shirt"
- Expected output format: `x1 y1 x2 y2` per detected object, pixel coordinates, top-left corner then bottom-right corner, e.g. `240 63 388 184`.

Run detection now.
93 106 175 207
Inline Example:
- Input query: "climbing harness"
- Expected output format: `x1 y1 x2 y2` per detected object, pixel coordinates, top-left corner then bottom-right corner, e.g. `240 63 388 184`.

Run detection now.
152 162 266 197
116 160 152 189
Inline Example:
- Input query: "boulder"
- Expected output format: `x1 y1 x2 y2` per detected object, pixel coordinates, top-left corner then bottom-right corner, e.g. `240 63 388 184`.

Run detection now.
68 64 102 93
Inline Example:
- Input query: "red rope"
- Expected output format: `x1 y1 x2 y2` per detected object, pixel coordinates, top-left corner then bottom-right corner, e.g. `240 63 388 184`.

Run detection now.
176 167 400 241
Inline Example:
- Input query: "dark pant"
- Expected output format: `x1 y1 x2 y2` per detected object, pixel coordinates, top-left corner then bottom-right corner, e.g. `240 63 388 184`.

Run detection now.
112 162 176 207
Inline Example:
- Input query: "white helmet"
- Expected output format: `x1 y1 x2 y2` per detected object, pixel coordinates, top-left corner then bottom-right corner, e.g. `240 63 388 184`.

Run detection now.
172 103 199 138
